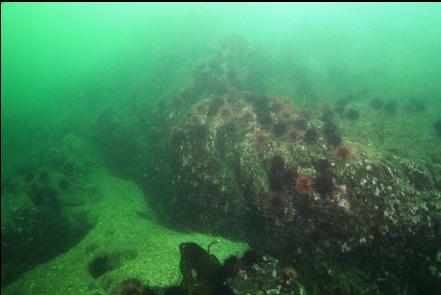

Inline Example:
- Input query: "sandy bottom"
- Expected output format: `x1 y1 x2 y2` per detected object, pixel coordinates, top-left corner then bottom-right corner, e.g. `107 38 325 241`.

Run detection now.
2 169 248 295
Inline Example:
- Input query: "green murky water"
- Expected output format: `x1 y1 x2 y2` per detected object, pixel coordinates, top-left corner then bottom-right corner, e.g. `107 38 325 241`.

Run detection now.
1 3 441 295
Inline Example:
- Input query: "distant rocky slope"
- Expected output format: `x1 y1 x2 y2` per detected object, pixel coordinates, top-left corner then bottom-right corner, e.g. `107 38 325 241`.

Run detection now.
92 36 441 294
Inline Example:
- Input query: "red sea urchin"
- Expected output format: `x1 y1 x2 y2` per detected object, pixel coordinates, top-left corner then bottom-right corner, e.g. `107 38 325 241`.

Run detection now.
255 130 270 149
189 114 205 126
336 145 351 161
280 109 293 121
288 129 300 142
196 104 208 114
282 266 299 281
295 175 313 194
241 110 255 123
219 104 232 119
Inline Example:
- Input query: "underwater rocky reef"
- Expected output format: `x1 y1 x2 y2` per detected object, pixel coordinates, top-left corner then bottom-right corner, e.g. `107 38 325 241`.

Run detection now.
109 242 301 295
116 37 440 294
2 36 441 295
1 135 100 287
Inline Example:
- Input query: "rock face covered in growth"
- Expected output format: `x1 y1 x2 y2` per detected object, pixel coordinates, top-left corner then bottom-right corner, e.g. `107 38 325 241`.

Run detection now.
1 135 98 287
144 38 441 294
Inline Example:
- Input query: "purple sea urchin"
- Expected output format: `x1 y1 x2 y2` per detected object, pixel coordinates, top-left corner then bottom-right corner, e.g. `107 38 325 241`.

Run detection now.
273 122 287 137
304 128 319 144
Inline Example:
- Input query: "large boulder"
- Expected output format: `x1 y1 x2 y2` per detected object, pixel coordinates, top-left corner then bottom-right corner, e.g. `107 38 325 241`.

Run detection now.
1 135 99 287
144 39 441 294
87 37 440 294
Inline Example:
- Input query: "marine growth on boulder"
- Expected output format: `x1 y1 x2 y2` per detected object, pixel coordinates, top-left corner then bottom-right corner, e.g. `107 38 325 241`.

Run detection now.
143 37 441 295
